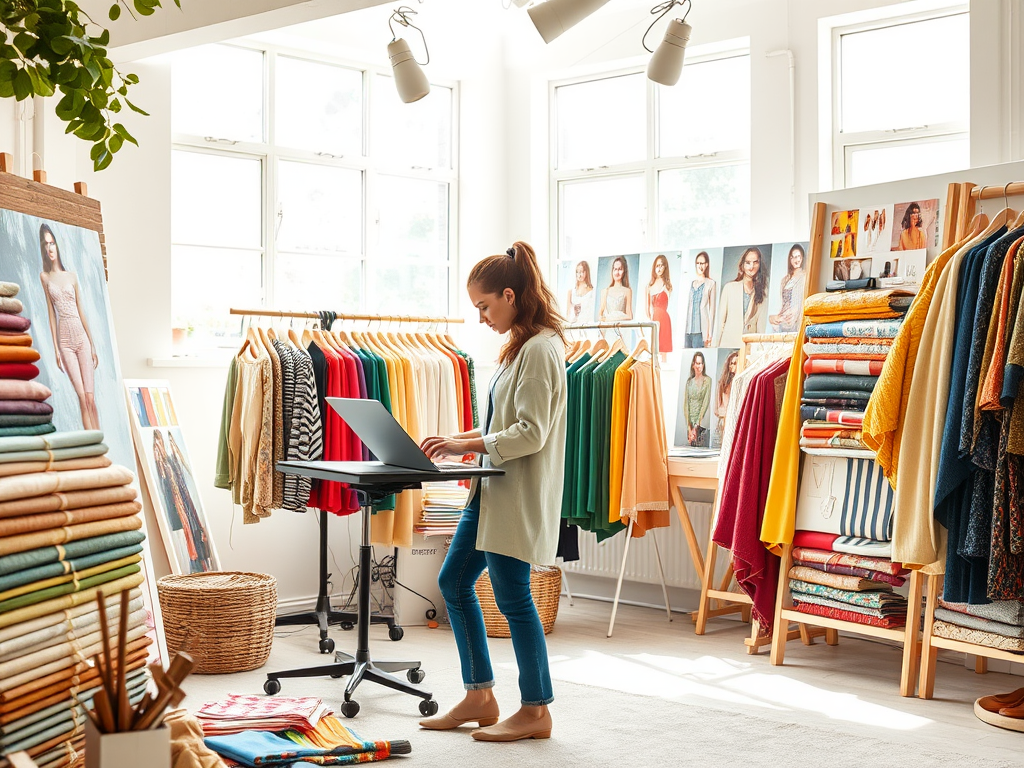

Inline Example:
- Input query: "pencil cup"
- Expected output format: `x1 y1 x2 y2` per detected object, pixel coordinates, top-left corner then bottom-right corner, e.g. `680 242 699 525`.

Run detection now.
85 718 170 768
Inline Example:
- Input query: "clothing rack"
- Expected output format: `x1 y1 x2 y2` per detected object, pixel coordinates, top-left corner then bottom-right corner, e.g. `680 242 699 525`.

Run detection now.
564 320 671 637
229 308 465 324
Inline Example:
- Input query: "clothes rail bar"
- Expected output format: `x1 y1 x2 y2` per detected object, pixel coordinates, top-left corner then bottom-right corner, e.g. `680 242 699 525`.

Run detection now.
229 308 465 324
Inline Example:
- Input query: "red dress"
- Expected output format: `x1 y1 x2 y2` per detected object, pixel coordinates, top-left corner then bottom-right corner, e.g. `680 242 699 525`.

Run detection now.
651 291 673 353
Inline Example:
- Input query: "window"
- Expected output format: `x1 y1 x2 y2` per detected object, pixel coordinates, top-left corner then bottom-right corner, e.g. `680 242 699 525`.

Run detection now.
170 43 457 351
832 9 969 188
553 51 751 264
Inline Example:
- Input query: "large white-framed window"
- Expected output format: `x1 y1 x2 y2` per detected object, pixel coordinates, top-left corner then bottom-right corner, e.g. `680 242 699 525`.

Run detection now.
830 6 969 189
552 47 751 264
170 42 458 351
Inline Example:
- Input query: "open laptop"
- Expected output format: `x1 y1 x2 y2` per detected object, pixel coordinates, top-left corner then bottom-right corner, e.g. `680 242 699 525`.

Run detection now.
326 397 473 474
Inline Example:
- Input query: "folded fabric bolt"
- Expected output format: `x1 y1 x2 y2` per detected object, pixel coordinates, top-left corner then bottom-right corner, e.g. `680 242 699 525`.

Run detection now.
800 447 876 459
0 599 144 660
0 560 141 614
803 358 886 376
793 530 839 551
793 595 906 621
805 319 905 339
0 500 142 542
0 334 33 347
789 579 906 610
799 407 864 426
0 381 51 402
938 598 1024 626
0 314 29 333
802 343 892 359
0 442 108 465
0 587 142 649
0 401 53 417
792 546 906 576
804 374 879 393
933 608 1024 639
932 620 1024 652
0 298 24 314
800 394 871 405
0 455 112 478
806 336 895 347
800 427 864 440
0 347 40 364
793 600 906 628
0 363 40 382
0 425 56 439
0 485 138 519
0 465 134 503
832 536 892 558
204 725 406 767
802 289 915 322
792 557 906 587
0 414 52 427
0 530 146 577
0 284 18 298
788 565 892 592
0 431 104 454
0 515 143 557
799 437 867 450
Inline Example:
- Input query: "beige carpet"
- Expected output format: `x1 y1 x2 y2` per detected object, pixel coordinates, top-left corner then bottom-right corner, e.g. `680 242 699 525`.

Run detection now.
180 598 1024 766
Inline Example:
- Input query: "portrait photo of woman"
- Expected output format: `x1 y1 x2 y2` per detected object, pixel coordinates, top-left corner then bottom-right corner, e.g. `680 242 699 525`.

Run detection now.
713 246 768 348
565 260 595 325
769 244 806 333
153 428 214 573
645 254 674 361
682 350 712 448
600 256 633 322
684 251 716 349
38 223 100 430
713 350 739 448
895 201 926 251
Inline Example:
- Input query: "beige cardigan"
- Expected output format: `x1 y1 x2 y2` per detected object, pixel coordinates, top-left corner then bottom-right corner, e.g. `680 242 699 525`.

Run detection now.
479 330 567 565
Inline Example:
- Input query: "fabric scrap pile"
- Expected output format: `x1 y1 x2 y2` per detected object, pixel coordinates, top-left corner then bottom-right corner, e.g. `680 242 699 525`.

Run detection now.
932 598 1024 653
0 282 54 438
413 483 471 538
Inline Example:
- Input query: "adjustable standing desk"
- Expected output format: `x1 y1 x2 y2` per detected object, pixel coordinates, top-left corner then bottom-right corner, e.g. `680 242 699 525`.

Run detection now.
264 460 503 718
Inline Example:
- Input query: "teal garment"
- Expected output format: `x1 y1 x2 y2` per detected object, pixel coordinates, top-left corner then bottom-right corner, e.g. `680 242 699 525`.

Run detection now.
353 349 379 401
0 442 108 464
0 415 52 427
592 351 628 541
0 544 144 593
571 356 603 526
214 356 238 489
355 348 395 512
0 424 55 438
0 530 147 577
0 563 140 614
561 354 592 521
0 430 103 454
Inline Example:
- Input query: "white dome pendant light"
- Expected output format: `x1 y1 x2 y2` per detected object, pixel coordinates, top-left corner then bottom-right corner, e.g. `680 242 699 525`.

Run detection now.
387 5 431 103
527 0 613 44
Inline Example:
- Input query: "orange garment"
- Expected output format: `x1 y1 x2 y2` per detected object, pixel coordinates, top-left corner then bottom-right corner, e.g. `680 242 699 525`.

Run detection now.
608 357 635 523
618 361 670 536
0 347 40 363
979 238 1022 411
0 334 32 346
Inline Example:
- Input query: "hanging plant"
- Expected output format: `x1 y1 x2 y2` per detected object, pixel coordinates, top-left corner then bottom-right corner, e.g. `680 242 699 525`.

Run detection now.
0 0 180 171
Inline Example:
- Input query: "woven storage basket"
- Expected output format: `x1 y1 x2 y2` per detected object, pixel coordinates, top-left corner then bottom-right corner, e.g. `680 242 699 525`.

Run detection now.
157 572 277 674
474 566 561 638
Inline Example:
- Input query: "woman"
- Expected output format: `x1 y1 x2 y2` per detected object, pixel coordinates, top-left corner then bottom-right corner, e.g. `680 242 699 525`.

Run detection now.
684 251 716 349
769 244 806 333
419 241 566 742
896 202 926 251
712 247 767 348
154 429 213 573
714 351 739 442
38 223 100 430
842 224 856 258
565 260 595 325
683 351 711 448
645 255 674 360
599 256 632 322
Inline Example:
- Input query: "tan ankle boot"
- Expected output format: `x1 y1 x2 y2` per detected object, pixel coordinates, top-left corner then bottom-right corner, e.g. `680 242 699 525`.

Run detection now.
471 709 552 742
419 703 500 730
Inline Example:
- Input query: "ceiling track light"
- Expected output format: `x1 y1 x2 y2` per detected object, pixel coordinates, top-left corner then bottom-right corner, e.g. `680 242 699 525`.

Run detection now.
527 0 613 44
387 5 431 103
644 0 693 86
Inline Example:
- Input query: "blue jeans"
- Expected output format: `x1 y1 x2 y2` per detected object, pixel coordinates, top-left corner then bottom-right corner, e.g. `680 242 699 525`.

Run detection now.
438 495 554 706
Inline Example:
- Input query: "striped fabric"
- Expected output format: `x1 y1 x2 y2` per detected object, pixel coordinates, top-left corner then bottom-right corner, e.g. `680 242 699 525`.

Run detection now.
281 348 322 512
839 458 893 541
273 341 299 510
833 536 892 557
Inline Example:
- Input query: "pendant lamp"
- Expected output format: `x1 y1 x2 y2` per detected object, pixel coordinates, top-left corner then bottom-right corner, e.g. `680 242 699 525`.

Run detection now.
387 5 430 103
644 0 693 86
527 0 612 44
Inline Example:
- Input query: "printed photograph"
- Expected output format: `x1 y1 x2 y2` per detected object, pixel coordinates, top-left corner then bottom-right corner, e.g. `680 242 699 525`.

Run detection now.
681 248 720 350
767 242 809 333
713 244 772 348
876 248 926 291
638 251 682 362
833 257 873 281
596 254 640 324
674 347 718 450
859 205 894 255
891 199 940 251
830 209 859 259
711 349 740 450
557 259 598 326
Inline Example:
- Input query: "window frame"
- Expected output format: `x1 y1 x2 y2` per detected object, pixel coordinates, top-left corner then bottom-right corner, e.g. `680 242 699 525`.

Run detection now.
170 39 460 346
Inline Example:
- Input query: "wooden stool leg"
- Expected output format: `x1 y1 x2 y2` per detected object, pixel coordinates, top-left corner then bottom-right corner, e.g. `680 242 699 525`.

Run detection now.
695 522 719 635
770 544 793 666
975 656 989 674
740 604 752 623
918 572 941 699
900 569 923 697
825 628 839 646
747 620 761 655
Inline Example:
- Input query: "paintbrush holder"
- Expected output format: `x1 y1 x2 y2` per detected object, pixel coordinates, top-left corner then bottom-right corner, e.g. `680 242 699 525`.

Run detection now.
85 718 170 768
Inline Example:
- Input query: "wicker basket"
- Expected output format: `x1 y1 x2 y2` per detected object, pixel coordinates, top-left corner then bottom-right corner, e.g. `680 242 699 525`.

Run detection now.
474 566 561 638
157 572 277 674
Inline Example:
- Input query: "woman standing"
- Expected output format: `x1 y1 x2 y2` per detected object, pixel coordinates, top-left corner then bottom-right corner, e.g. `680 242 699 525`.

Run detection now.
896 202 926 251
565 260 595 325
713 351 739 444
713 246 768 348
420 241 566 742
684 251 716 348
645 255 674 361
683 351 711 448
38 223 100 430
769 244 806 333
600 256 633 322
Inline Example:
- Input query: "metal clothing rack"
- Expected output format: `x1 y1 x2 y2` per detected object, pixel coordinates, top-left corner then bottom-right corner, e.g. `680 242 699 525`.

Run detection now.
566 320 671 637
229 308 466 324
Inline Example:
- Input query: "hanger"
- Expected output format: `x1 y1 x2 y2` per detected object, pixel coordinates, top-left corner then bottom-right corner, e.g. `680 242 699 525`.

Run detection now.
287 315 303 348
627 335 652 363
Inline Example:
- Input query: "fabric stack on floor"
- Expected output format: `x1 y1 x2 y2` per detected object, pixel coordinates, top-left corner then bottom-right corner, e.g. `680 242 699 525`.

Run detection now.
0 282 55 439
932 598 1024 653
0 430 150 767
787 545 910 628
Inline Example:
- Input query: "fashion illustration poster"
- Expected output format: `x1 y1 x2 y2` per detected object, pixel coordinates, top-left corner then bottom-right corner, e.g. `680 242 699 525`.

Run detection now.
638 251 682 362
858 205 893 255
681 247 720 350
766 242 809 334
674 347 719 449
557 259 598 326
125 379 219 574
891 199 939 251
829 209 859 259
712 243 772 348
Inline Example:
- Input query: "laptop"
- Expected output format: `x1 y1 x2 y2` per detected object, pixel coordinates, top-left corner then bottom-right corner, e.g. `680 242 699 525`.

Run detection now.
326 397 472 474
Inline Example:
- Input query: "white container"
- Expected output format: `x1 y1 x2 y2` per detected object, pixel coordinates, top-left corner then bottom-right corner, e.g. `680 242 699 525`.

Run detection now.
85 719 170 768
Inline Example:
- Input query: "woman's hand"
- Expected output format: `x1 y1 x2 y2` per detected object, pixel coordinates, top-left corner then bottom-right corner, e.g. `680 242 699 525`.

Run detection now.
420 436 472 461
92 351 99 369
55 353 63 372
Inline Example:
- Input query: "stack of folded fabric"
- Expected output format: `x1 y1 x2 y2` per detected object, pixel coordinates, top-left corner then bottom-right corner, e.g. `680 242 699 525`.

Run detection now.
787 544 910 628
0 430 150 767
932 598 1024 653
414 482 471 538
0 282 54 439
195 695 332 736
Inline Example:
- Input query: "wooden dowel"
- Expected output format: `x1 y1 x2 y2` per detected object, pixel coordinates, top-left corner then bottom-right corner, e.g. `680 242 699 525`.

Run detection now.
971 181 1024 199
94 594 115 702
116 590 130 731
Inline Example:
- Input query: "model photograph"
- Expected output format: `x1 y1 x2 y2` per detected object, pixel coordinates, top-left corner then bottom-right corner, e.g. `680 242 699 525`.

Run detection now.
561 259 596 325
675 349 713 449
891 199 939 251
640 252 681 361
713 244 770 348
683 249 717 349
829 209 859 258
712 349 739 449
768 242 808 333
596 254 638 323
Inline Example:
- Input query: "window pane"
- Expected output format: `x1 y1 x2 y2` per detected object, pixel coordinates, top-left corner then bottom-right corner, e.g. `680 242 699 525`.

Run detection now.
276 57 363 156
367 263 447 316
659 55 750 158
840 14 969 133
374 78 452 169
658 164 750 249
377 177 448 261
171 246 262 348
277 161 362 255
561 176 645 260
847 137 969 187
172 45 264 142
556 74 646 169
171 151 262 248
275 253 362 311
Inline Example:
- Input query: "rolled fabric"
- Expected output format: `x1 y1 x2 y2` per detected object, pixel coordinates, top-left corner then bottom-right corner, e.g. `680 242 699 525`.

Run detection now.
0 442 108 464
0 598 144 660
0 381 51 401
0 315 30 333
804 374 879 393
805 318 904 339
0 297 24 314
0 499 141 539
803 345 890 360
0 425 55 439
0 347 40 364
0 516 143 557
0 561 141 613
0 401 53 416
799 437 867 450
0 283 18 298
0 415 52 428
0 431 104 454
0 530 147 577
800 426 863 439
800 396 870 408
803 358 885 376
0 465 134 503
0 334 32 347
788 564 892 591
799 407 864 425
0 363 40 381
0 571 144 630
0 455 112 478
0 485 138 519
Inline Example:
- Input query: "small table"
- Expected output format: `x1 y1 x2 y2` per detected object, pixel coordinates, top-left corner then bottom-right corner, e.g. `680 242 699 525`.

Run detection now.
264 460 503 718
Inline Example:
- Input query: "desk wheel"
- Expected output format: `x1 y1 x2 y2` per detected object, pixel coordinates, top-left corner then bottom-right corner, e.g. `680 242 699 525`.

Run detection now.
407 668 425 684
419 699 438 717
319 637 335 653
264 678 281 695
389 625 404 641
341 700 360 718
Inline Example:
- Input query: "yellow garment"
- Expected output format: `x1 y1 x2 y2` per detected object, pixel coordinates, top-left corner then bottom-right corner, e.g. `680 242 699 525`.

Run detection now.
619 362 670 535
861 237 965 485
608 357 635 523
801 289 915 323
759 318 807 555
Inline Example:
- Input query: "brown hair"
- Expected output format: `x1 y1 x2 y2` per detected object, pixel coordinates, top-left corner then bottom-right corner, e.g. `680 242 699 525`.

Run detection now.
608 256 631 289
717 351 738 402
649 254 673 292
468 241 565 365
575 260 593 290
733 247 767 307
39 224 67 272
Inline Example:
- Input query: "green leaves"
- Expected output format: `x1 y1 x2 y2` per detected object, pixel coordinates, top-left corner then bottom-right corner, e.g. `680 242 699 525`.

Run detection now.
0 0 175 170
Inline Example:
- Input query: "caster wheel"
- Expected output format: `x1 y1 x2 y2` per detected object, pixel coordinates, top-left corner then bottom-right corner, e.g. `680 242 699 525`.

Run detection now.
264 678 281 695
418 699 438 717
340 700 360 718
319 638 335 654
331 671 346 679
425 609 437 620
407 667 425 684
389 625 405 641
340 622 354 631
